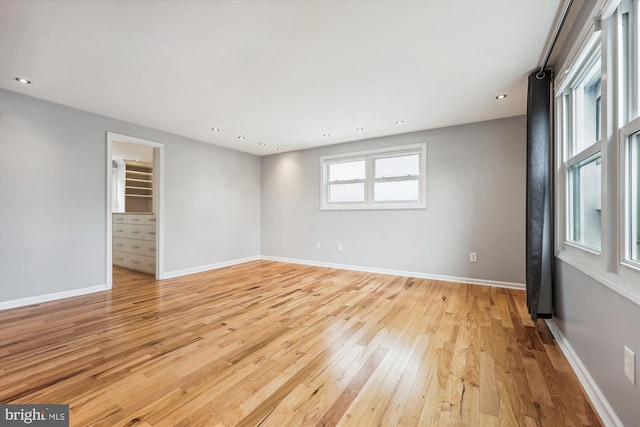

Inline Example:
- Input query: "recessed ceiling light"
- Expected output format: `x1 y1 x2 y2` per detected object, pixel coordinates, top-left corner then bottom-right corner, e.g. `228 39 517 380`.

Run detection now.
395 120 404 125
211 128 220 132
276 148 283 151
259 142 266 146
496 94 507 100
15 77 31 84
356 128 364 131
237 136 245 140
323 134 330 137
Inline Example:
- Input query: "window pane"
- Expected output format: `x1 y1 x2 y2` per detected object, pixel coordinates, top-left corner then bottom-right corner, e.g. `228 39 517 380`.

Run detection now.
630 131 639 262
582 74 602 151
328 160 365 182
621 8 630 123
564 93 571 140
374 181 419 202
374 154 419 178
328 183 364 203
570 153 602 249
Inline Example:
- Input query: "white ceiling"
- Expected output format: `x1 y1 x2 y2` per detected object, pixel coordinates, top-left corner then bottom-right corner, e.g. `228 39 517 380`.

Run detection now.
0 0 560 156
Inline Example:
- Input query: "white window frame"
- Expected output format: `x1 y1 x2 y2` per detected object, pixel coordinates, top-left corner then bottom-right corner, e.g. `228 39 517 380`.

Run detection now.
320 143 427 210
617 0 640 283
555 0 640 305
561 35 603 254
619 117 640 274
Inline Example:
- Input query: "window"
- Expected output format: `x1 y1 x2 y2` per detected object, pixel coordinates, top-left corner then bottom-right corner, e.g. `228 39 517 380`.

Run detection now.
326 159 366 203
555 0 639 301
620 0 636 124
321 143 426 210
373 153 420 202
562 39 602 251
619 0 640 272
629 130 639 263
569 153 602 249
622 122 640 268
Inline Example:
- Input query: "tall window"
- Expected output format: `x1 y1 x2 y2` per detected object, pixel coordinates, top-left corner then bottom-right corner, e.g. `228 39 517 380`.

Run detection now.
321 143 426 210
555 0 639 301
626 128 640 264
563 40 602 251
619 0 640 271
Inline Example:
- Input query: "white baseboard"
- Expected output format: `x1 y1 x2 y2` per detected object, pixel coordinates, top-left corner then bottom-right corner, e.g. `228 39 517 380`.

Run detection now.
260 255 525 290
545 319 623 427
163 255 261 279
0 255 523 310
0 284 108 311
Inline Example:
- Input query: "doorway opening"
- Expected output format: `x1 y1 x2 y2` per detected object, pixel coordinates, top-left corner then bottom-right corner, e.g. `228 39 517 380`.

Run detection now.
106 132 164 289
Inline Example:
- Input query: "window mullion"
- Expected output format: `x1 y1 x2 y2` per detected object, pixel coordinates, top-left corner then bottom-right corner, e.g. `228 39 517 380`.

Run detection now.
328 178 365 185
365 155 373 205
374 175 420 183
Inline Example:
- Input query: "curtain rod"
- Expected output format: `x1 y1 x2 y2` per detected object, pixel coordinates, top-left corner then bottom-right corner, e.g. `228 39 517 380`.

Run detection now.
537 0 574 79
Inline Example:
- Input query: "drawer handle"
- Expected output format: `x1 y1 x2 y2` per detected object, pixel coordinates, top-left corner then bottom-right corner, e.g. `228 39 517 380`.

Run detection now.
132 245 140 249
132 260 140 264
116 243 123 247
131 218 140 221
148 219 156 222
148 232 156 235
131 231 140 234
115 229 124 232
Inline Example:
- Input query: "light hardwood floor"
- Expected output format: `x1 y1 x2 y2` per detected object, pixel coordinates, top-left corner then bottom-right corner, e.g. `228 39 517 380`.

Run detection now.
0 261 601 426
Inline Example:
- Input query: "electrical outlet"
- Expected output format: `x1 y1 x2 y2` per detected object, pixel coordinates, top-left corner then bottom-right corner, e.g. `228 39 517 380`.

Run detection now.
624 346 635 385
469 252 477 263
316 242 321 250
338 243 344 252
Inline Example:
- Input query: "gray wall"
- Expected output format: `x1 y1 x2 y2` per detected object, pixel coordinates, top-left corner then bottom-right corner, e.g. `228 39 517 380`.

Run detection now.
261 116 526 284
0 89 261 303
554 261 640 427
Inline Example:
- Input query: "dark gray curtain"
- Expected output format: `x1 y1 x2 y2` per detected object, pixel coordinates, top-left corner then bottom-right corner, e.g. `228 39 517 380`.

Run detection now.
526 70 554 321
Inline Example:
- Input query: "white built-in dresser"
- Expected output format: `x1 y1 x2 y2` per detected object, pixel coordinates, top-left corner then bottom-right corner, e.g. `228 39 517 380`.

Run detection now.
112 213 156 274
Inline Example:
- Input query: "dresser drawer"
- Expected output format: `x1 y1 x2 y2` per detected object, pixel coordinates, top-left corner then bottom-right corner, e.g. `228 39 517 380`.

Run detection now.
141 258 156 274
143 228 157 241
129 254 155 274
113 214 127 224
113 251 128 267
113 237 128 251
144 240 156 257
126 224 145 239
126 239 145 255
126 215 146 225
113 225 128 238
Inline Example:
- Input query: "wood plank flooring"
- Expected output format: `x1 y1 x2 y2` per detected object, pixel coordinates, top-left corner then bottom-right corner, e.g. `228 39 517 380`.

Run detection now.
0 261 602 426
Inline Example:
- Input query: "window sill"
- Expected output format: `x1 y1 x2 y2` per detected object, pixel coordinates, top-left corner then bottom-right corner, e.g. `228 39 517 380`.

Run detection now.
556 250 640 306
563 241 601 256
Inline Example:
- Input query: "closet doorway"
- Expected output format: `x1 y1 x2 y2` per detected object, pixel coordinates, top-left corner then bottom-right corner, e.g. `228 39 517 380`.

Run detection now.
106 132 164 289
